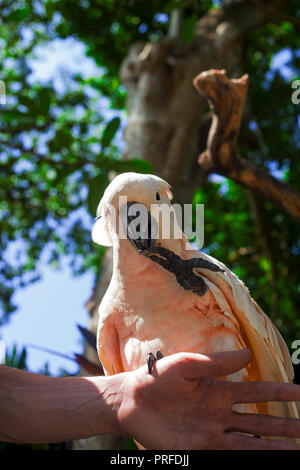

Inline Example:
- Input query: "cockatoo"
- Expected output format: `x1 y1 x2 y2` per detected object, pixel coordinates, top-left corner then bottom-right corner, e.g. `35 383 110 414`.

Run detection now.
92 172 298 422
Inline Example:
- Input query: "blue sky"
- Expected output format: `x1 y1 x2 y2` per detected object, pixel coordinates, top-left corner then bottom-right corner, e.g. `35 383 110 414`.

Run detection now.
3 258 94 374
1 33 298 375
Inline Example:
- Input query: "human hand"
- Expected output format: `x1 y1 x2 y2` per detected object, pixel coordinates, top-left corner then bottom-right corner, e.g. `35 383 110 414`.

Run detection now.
115 349 300 449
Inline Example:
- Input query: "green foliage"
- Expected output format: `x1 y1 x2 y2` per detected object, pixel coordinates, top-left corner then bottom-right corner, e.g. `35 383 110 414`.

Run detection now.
44 0 214 93
181 14 198 43
4 344 27 370
47 0 170 74
88 173 110 216
0 0 152 324
127 438 138 450
101 117 121 149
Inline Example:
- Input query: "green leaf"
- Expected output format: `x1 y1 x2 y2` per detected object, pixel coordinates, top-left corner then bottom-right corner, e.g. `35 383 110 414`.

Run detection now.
108 158 152 174
181 14 197 43
126 438 138 450
101 117 121 149
7 8 31 22
17 348 27 370
38 88 52 113
280 21 293 33
87 173 109 216
11 345 17 365
164 1 186 12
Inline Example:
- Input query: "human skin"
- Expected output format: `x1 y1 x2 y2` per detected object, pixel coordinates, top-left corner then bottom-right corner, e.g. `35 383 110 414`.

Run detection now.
1 349 300 450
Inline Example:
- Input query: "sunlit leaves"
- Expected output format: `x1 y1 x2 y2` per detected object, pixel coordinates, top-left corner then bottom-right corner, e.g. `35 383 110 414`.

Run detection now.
0 0 153 322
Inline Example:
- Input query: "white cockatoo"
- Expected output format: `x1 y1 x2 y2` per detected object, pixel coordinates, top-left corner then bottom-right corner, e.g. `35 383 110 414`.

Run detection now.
92 172 298 421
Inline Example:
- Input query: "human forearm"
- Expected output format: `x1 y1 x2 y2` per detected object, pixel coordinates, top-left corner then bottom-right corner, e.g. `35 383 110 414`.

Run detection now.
2 351 300 450
0 365 124 444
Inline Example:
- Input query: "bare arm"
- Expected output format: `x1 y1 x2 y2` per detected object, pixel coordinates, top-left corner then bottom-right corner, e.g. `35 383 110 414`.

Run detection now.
1 349 300 449
0 365 123 444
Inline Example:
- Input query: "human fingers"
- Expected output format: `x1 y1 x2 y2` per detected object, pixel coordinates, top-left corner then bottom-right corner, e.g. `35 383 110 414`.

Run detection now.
169 349 253 380
228 412 300 438
229 381 300 405
154 349 252 379
222 433 297 450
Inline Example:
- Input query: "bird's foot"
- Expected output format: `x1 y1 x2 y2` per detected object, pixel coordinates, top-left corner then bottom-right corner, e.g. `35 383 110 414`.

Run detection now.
147 350 163 374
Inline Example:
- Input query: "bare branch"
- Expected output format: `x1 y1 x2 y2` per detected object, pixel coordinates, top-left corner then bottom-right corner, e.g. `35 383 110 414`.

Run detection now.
194 69 300 223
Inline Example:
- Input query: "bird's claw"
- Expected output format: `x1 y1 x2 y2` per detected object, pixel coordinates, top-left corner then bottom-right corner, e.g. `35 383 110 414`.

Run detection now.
147 350 163 374
156 350 163 360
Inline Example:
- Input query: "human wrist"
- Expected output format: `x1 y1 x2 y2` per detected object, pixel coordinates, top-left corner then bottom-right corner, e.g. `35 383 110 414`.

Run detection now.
91 372 129 437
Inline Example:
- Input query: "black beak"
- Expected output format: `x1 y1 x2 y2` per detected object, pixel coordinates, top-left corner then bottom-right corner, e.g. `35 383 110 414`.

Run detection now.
125 201 156 252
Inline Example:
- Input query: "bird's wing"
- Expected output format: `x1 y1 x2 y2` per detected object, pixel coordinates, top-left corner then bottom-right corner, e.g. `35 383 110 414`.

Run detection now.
180 241 298 418
97 317 124 376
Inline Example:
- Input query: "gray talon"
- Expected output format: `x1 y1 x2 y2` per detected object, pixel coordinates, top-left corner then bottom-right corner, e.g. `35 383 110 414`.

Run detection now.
147 352 156 374
147 351 164 374
156 350 163 360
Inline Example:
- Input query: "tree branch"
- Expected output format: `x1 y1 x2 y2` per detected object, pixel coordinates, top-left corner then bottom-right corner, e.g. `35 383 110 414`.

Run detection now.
193 69 300 222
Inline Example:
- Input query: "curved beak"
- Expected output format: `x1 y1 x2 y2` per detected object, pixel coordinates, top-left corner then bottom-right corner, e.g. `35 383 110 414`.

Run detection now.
125 201 156 252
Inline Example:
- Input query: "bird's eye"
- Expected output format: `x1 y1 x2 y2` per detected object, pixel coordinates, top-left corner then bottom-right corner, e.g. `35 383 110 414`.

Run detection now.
156 192 160 201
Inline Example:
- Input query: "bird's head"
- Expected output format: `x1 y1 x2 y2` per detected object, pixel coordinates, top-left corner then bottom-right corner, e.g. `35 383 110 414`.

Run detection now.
92 172 174 251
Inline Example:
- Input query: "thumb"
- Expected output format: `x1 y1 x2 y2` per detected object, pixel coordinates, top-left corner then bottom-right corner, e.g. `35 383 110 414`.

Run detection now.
165 349 252 380
198 349 253 378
